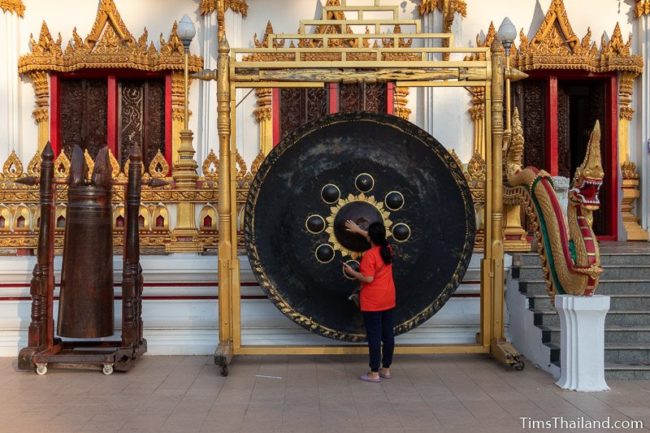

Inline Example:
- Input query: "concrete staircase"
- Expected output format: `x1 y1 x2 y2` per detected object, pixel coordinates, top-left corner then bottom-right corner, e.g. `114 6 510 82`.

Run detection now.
511 250 650 380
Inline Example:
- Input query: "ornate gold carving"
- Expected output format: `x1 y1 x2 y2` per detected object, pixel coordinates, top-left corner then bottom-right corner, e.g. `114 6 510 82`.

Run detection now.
466 151 486 182
622 160 640 180
621 160 648 240
506 0 642 74
394 87 411 120
200 0 248 17
619 71 637 121
148 150 170 179
0 0 24 17
2 151 24 179
83 149 95 182
637 0 650 17
53 151 70 179
19 0 203 75
26 150 41 177
250 150 265 176
419 0 467 17
200 149 219 189
254 88 272 122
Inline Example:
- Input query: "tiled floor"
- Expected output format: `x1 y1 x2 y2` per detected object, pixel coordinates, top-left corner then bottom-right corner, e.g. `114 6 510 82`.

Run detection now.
1 355 649 433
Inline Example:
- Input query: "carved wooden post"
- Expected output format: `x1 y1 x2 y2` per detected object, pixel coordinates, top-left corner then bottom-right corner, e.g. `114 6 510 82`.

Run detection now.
122 145 144 347
18 143 55 369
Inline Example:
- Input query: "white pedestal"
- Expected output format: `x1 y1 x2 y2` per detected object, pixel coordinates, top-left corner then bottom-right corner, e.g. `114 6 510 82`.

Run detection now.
555 295 610 392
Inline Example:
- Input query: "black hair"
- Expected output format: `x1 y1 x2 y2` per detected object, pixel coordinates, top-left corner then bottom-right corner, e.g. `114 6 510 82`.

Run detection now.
368 222 392 265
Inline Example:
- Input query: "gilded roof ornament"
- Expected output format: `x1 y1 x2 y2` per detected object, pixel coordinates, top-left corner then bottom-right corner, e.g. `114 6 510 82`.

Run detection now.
200 0 248 17
475 0 642 75
0 0 25 17
636 0 650 17
19 0 202 75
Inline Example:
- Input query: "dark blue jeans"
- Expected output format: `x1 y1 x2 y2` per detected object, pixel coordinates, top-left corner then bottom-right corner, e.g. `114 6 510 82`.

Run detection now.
362 309 395 372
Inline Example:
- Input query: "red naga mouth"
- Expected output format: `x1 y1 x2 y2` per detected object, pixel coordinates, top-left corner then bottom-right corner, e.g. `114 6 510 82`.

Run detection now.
570 177 602 208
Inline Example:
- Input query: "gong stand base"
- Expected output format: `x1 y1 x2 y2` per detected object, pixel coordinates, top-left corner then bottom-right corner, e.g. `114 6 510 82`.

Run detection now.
491 339 525 371
19 339 147 375
214 341 233 376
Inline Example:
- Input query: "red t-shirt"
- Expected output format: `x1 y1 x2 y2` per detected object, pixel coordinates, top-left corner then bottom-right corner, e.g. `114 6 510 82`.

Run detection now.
358 245 396 312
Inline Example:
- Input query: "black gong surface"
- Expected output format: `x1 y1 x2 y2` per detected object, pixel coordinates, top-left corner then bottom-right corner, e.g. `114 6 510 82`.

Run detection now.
245 112 475 342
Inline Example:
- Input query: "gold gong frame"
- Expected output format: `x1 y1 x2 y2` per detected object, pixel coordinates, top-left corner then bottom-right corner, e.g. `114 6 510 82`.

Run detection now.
209 0 523 374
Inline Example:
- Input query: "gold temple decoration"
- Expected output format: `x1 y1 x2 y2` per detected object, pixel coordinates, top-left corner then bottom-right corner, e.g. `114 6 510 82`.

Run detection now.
418 0 467 61
2 151 23 180
0 0 24 17
200 0 248 17
0 145 256 253
513 1 642 74
19 0 203 74
636 0 650 17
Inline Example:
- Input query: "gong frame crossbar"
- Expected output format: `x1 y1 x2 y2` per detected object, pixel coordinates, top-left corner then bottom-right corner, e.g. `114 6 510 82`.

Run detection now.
209 0 520 375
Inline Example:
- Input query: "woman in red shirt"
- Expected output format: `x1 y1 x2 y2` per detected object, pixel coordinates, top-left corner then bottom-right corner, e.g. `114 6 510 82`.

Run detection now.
343 221 396 383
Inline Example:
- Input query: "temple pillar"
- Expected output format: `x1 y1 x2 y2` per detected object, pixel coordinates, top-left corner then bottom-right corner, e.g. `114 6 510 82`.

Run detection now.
30 72 50 153
170 72 185 169
640 13 650 235
0 3 24 162
199 8 218 167
619 72 648 240
394 87 411 121
254 88 273 155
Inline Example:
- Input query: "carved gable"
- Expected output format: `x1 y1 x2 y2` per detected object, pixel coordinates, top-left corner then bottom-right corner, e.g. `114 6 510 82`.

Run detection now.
19 0 202 75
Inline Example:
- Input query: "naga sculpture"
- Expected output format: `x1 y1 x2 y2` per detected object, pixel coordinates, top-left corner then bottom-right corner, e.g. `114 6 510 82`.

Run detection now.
505 108 604 297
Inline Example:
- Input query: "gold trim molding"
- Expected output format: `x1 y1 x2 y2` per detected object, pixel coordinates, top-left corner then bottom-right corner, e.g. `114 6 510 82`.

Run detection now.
0 0 24 17
200 0 248 17
636 0 650 17
19 0 203 75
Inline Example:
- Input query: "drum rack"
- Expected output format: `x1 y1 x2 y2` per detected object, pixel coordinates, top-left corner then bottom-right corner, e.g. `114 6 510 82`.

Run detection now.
204 0 525 376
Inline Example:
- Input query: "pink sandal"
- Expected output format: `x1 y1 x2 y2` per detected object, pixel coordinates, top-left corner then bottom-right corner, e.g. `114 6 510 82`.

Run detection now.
359 373 381 383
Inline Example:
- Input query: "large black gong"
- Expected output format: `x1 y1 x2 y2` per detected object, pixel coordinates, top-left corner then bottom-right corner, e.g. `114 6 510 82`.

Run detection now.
245 112 475 342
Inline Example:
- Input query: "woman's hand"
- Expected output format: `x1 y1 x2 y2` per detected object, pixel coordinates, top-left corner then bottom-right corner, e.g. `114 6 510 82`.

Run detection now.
342 262 355 276
345 220 361 234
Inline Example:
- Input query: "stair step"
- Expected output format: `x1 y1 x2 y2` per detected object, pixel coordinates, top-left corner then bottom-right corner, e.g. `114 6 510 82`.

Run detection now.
514 265 650 280
533 310 650 327
605 365 650 380
546 342 650 365
515 252 650 267
529 294 650 311
549 354 650 380
518 280 650 296
542 326 650 345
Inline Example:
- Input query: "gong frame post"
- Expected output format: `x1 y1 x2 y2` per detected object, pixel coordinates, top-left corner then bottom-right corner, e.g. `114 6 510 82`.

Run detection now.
215 0 236 375
485 38 525 369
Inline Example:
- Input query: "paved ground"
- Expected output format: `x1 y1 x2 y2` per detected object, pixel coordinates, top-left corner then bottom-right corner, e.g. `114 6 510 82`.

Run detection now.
0 355 649 433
